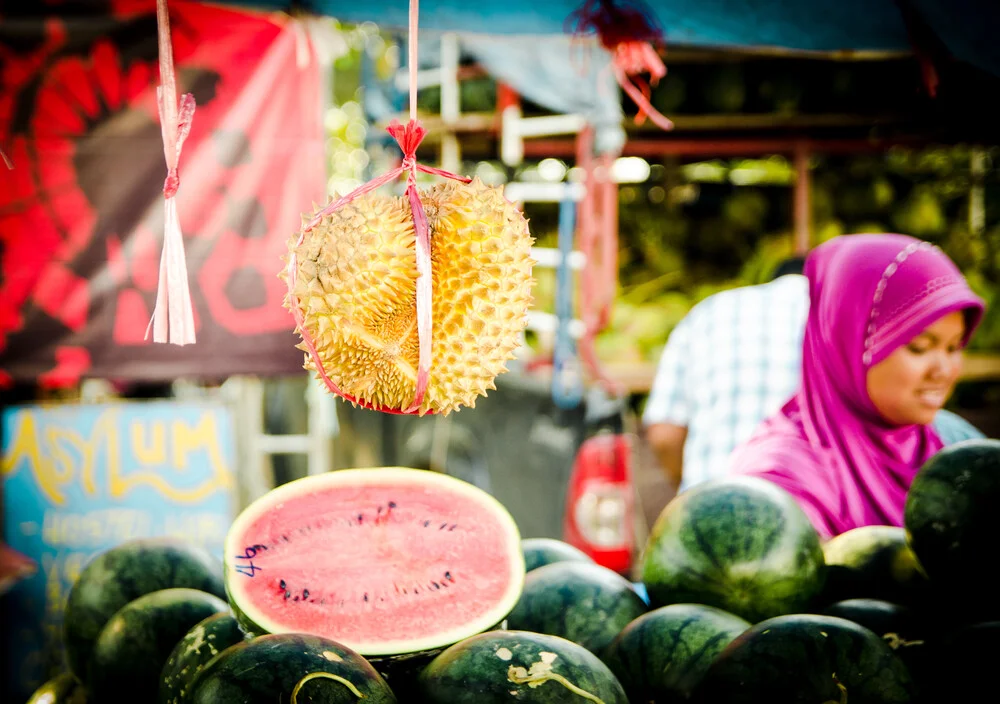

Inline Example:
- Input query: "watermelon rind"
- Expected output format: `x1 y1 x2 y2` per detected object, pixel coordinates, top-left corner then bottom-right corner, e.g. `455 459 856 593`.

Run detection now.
904 438 1000 611
640 476 825 622
521 538 594 573
224 467 525 657
25 672 87 704
602 603 751 703
87 587 228 702
188 633 397 704
417 630 629 704
159 611 246 704
63 538 226 679
505 561 648 655
820 525 929 608
693 613 916 703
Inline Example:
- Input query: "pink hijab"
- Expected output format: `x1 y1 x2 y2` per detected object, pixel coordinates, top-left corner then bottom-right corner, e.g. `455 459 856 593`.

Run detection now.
731 234 985 539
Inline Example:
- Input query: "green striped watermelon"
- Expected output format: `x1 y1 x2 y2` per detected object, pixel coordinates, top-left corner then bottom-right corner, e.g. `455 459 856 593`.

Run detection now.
505 561 647 655
417 630 629 704
641 476 825 622
87 588 228 702
602 603 750 702
188 633 396 704
820 526 929 608
521 538 594 573
904 439 1000 613
694 614 916 703
63 538 225 679
159 612 246 704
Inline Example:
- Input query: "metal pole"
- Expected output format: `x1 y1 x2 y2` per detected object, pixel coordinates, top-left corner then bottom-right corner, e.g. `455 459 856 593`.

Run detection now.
793 141 812 254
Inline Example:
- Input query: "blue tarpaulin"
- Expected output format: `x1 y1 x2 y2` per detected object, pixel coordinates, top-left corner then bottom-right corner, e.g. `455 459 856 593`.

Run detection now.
223 0 1000 77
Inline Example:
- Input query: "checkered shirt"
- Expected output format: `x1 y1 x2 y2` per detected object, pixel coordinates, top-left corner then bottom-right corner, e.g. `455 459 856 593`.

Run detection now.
642 275 810 493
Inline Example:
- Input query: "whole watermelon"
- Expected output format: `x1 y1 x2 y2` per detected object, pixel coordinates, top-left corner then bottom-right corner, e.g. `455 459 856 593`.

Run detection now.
417 630 629 704
694 614 916 703
820 525 929 608
641 476 825 622
505 561 647 655
25 672 86 704
189 633 397 704
822 598 932 692
63 538 225 679
159 612 246 704
904 439 1000 612
521 538 594 573
602 603 750 703
88 587 228 702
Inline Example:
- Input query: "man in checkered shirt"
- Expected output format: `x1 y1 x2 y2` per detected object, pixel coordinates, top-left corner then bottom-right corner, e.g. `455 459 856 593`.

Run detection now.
642 258 808 495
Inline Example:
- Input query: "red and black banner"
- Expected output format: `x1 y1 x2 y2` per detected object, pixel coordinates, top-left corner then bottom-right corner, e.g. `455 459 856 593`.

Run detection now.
0 0 326 386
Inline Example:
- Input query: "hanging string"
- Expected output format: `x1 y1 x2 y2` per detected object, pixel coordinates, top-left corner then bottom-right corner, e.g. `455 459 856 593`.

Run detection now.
146 0 197 345
286 0 472 414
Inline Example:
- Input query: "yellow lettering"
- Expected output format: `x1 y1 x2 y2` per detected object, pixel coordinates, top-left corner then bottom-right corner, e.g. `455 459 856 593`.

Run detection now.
131 420 167 466
1 412 69 505
107 412 233 504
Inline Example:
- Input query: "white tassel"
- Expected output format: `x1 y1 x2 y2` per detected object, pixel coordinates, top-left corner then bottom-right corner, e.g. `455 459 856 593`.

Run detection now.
146 0 196 345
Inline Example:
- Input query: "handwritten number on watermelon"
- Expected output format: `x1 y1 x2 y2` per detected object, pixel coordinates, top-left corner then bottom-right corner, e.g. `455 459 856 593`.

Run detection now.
234 544 267 577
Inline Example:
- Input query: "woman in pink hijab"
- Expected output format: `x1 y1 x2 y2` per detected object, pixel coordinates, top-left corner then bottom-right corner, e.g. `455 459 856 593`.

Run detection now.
730 233 986 539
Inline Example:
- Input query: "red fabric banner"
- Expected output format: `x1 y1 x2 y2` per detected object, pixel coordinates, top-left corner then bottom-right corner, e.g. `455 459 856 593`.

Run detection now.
0 0 326 386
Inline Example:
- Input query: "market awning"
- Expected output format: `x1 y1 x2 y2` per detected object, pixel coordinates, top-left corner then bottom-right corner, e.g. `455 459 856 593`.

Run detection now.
220 0 1000 77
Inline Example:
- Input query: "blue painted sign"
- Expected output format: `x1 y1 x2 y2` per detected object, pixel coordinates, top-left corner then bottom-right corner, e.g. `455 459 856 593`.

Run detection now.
1 401 237 701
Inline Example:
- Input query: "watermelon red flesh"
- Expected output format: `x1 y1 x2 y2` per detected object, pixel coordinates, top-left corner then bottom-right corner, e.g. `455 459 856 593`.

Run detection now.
225 467 524 656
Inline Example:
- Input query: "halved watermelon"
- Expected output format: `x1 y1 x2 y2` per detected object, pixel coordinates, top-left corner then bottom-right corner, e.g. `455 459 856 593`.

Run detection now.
224 467 524 658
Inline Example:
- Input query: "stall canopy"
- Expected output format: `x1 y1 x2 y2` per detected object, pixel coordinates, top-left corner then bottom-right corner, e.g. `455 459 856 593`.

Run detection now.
223 0 1000 77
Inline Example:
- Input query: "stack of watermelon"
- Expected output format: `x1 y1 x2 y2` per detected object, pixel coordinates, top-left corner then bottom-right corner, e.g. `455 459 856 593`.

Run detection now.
26 439 999 704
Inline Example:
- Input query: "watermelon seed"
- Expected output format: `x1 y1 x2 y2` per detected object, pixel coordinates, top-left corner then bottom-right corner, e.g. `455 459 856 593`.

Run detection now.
449 524 457 531
431 582 440 590
389 501 397 508
358 514 364 523
445 571 454 581
424 521 430 527
285 591 291 600
440 523 448 529
294 596 300 601
364 593 369 602
303 589 310 599
280 580 287 589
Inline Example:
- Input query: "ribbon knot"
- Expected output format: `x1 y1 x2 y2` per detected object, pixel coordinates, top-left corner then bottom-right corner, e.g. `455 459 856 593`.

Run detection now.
163 168 180 199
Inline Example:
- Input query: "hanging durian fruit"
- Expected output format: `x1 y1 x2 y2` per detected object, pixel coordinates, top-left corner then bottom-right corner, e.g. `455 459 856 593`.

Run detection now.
283 177 535 415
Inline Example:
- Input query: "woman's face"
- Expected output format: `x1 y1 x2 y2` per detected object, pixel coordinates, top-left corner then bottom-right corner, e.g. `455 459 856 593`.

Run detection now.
866 311 966 426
